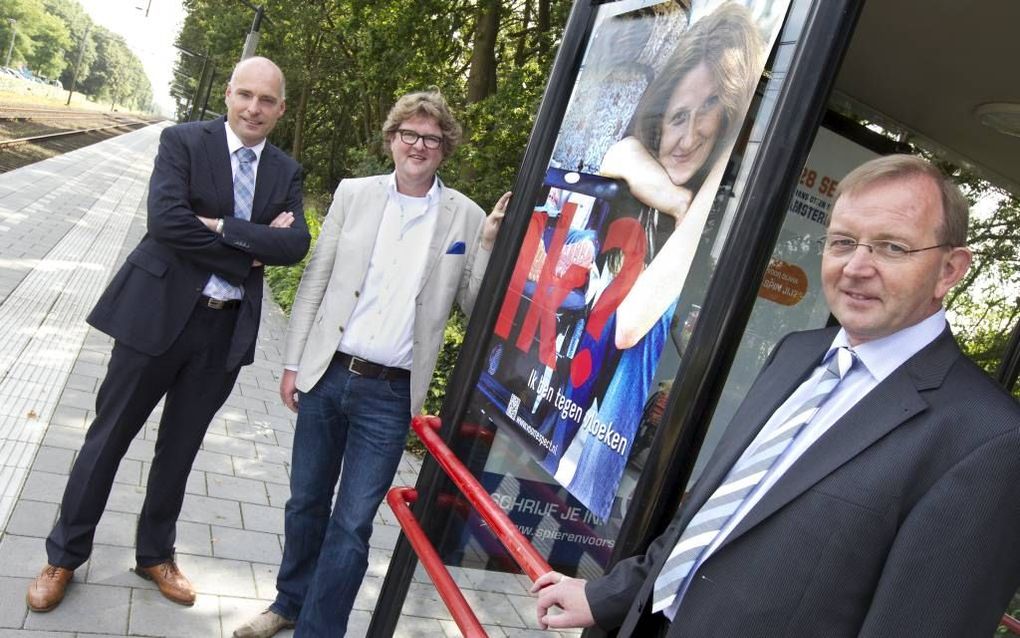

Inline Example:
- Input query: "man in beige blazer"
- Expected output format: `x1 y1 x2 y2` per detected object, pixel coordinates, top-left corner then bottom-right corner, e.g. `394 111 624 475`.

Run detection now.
233 91 507 638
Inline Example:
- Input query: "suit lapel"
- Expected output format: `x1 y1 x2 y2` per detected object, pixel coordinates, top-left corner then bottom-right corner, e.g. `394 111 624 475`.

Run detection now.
201 118 234 217
417 186 457 294
250 144 276 223
722 328 960 547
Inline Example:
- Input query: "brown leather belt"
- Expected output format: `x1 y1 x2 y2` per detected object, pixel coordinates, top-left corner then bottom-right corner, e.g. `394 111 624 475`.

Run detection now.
198 295 241 310
334 352 410 380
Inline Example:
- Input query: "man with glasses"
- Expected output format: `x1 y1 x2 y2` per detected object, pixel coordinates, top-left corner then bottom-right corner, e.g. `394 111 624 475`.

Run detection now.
533 154 1020 637
234 91 508 638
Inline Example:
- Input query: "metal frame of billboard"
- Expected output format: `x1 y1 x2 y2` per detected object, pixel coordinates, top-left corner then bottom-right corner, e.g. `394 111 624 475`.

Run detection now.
369 1 867 635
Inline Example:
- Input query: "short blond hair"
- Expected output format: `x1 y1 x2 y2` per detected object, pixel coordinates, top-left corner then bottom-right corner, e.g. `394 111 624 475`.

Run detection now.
834 154 970 246
382 91 462 158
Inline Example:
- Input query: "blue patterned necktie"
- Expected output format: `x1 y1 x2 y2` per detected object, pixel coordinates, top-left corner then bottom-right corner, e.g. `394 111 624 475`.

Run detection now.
203 147 257 300
651 346 857 614
232 147 256 220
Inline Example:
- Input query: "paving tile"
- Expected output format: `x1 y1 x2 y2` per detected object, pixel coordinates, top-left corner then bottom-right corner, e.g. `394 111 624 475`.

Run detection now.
239 502 284 535
0 629 74 637
29 446 75 475
265 482 291 509
18 471 66 504
201 432 257 459
254 442 292 466
178 554 257 598
210 526 282 565
191 449 235 475
40 426 84 451
0 575 30 628
93 510 136 548
112 458 142 486
206 473 268 506
177 520 213 557
233 457 289 485
251 561 278 600
128 588 221 637
185 468 207 496
178 494 243 528
47 406 88 430
105 482 146 515
5 499 58 538
84 544 137 587
394 613 448 637
23 581 129 634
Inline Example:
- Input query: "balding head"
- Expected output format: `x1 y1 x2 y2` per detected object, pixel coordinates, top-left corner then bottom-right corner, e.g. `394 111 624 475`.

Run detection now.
224 56 287 147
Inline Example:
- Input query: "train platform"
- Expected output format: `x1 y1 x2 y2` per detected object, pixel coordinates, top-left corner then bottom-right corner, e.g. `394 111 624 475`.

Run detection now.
0 124 566 637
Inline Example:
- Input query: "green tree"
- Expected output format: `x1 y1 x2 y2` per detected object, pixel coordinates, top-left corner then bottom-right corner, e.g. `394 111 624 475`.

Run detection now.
0 0 72 78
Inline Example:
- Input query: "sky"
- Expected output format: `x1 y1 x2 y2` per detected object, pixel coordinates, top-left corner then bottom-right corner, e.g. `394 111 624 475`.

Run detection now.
76 0 187 115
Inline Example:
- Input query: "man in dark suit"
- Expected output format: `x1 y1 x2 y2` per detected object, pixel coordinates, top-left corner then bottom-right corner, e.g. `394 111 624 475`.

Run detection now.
27 56 309 612
533 154 1020 637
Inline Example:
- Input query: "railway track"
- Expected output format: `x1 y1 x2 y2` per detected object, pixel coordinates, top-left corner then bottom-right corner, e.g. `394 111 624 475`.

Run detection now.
0 105 164 173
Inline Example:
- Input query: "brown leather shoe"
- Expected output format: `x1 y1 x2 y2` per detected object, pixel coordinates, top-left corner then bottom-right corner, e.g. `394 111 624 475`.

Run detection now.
27 564 74 612
134 559 195 606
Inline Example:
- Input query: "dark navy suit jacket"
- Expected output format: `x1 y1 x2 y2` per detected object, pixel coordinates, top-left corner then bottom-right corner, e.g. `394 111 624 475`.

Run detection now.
88 117 309 369
587 326 1020 638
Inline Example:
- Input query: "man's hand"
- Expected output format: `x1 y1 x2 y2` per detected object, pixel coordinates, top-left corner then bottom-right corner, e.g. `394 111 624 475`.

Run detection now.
480 191 511 251
269 211 296 228
279 368 299 413
531 571 595 630
196 215 219 232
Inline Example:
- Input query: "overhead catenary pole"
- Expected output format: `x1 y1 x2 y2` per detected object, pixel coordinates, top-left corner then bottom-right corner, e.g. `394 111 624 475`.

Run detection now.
4 19 16 68
240 4 264 61
65 22 91 106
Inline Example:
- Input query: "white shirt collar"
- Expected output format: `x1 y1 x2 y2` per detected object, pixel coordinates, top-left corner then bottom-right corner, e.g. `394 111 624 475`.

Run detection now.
386 172 442 201
224 120 266 159
827 308 948 382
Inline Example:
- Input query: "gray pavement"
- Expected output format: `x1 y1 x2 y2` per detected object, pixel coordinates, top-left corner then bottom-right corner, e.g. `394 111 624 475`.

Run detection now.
0 125 577 637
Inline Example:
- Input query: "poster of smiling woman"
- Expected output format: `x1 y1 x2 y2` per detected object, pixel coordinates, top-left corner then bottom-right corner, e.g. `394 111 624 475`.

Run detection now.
472 0 786 521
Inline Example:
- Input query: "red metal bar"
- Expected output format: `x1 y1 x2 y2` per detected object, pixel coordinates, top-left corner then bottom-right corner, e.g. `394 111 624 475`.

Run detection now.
1002 613 1020 635
410 415 553 582
386 486 487 638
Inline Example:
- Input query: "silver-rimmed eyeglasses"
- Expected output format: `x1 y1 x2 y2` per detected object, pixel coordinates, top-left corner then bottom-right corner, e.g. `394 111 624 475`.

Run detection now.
397 129 443 150
819 234 951 263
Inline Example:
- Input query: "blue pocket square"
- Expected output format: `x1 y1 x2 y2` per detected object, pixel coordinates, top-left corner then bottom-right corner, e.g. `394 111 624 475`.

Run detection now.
446 241 466 255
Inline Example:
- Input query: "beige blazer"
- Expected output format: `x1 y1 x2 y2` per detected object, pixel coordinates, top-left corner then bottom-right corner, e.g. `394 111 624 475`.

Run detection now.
283 175 489 415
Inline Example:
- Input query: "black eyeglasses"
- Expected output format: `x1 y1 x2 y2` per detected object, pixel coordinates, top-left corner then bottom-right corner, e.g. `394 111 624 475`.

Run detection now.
819 234 951 264
397 129 443 150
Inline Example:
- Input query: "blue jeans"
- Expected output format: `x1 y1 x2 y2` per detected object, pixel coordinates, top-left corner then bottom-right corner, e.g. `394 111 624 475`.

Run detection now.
271 359 411 637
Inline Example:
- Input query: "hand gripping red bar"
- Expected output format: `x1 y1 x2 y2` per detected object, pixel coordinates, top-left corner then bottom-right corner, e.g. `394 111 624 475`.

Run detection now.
386 415 554 637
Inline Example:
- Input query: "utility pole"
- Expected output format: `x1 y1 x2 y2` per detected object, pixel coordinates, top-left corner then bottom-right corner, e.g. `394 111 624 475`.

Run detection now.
4 19 16 68
239 4 264 60
66 23 91 106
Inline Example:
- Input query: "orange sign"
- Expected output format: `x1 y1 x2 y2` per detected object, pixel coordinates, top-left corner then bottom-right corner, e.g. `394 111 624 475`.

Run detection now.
758 260 808 306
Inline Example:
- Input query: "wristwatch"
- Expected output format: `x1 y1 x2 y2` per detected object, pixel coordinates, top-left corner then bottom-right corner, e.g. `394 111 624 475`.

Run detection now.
215 218 225 235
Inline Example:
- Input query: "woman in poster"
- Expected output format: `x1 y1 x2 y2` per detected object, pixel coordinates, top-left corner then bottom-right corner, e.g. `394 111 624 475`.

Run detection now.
561 2 766 517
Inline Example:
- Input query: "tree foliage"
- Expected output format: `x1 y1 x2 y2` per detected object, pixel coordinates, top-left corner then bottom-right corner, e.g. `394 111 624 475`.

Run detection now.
0 0 152 109
173 0 570 205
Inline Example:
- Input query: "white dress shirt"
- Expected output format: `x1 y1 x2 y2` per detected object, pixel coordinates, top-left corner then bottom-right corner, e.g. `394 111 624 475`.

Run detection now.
665 309 950 619
337 173 441 370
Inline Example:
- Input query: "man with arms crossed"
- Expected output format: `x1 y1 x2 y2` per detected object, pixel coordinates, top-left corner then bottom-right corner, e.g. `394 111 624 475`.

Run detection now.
234 90 508 637
27 56 309 612
533 154 1020 637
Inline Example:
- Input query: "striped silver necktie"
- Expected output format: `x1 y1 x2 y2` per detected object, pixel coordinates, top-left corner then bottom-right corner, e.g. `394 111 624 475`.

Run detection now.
651 346 857 614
